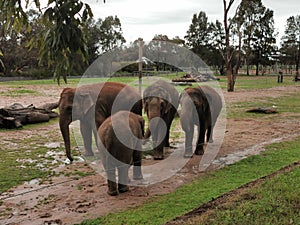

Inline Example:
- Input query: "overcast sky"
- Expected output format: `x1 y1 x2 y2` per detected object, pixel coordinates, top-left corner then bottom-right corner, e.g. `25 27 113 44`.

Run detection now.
82 0 300 44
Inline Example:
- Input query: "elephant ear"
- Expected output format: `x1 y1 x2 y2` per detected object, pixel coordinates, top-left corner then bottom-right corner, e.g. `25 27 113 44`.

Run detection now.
79 93 94 115
164 102 172 114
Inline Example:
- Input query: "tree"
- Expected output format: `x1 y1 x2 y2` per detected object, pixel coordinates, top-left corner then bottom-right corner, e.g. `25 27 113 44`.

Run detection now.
236 0 277 76
209 20 226 75
280 15 300 77
0 9 44 76
0 0 96 83
185 12 214 64
97 16 126 53
223 0 237 92
185 11 210 50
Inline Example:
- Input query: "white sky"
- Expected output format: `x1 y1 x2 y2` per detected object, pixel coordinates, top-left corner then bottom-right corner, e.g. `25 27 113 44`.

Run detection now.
83 0 300 44
36 0 300 44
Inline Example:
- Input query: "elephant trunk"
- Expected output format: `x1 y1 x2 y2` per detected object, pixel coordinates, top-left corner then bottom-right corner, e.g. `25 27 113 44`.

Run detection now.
180 105 194 132
59 116 73 162
148 110 161 138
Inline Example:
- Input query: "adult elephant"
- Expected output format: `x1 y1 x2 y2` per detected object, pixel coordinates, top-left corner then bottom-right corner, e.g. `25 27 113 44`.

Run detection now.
58 82 142 162
143 79 179 160
179 85 222 158
98 111 144 196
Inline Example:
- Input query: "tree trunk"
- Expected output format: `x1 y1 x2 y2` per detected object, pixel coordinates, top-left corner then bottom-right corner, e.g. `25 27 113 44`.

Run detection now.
226 67 235 92
223 0 236 92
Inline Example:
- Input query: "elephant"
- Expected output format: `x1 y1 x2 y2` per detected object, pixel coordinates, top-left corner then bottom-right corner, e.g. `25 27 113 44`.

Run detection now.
58 82 142 162
179 85 222 158
98 111 144 196
143 80 179 160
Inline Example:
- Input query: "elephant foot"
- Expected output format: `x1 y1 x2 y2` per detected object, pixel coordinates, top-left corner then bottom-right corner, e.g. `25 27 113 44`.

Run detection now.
107 190 118 196
118 184 129 193
107 181 118 196
153 149 164 160
84 151 94 157
133 168 143 180
195 147 204 155
184 150 193 158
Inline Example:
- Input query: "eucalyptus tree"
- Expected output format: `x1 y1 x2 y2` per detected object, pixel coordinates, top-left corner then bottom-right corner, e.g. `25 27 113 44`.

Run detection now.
222 0 237 91
0 9 43 75
185 11 211 58
0 0 98 83
235 0 277 75
280 15 300 77
97 16 126 54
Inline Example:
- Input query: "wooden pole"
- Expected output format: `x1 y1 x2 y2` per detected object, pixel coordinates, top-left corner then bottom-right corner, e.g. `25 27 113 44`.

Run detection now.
138 38 144 95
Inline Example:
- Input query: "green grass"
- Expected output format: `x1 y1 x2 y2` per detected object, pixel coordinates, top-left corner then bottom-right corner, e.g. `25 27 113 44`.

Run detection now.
227 91 300 119
0 88 39 97
0 122 81 193
201 164 300 225
79 137 300 225
217 75 298 90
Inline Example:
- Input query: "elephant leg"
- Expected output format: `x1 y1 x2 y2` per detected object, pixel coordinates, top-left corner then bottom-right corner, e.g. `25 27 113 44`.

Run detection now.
207 125 214 143
132 149 143 180
195 125 206 155
165 107 176 148
118 164 130 193
184 128 194 158
104 154 117 195
80 120 94 157
153 141 164 160
106 169 118 196
152 126 165 160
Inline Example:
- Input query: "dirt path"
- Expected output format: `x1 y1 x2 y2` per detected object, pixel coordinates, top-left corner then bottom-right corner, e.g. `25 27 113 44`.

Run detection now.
0 84 300 225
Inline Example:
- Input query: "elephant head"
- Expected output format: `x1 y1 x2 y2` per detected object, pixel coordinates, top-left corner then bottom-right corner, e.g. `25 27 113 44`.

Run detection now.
58 87 95 162
143 81 178 159
143 95 172 138
179 89 206 130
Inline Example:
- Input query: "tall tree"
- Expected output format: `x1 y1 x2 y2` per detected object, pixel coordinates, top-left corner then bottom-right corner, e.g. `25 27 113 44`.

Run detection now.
185 11 213 63
236 0 277 75
280 15 300 78
223 0 237 92
185 11 210 51
0 0 97 83
97 16 126 53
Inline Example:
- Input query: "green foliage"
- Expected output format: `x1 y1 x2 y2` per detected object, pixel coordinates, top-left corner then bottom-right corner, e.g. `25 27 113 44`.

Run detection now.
280 15 300 72
40 0 93 83
234 0 277 75
97 16 126 53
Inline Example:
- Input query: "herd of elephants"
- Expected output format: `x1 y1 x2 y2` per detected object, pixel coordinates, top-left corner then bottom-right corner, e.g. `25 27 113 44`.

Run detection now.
58 80 222 196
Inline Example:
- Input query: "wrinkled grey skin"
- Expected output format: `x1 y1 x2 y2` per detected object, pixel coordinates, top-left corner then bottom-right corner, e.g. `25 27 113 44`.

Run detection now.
98 111 144 196
58 82 142 162
143 80 179 160
179 86 222 158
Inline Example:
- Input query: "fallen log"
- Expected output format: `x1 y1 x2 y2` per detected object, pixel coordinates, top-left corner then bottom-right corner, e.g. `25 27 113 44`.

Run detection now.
246 107 278 114
0 102 59 129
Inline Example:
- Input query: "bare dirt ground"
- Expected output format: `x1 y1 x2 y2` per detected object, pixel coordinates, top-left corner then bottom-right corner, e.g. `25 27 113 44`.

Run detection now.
0 83 300 225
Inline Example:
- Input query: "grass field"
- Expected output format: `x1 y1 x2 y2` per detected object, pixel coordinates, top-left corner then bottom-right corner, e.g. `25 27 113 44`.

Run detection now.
79 138 300 225
0 74 300 224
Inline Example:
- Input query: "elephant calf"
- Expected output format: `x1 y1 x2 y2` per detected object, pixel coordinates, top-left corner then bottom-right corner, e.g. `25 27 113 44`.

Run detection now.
98 111 144 196
179 85 222 158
